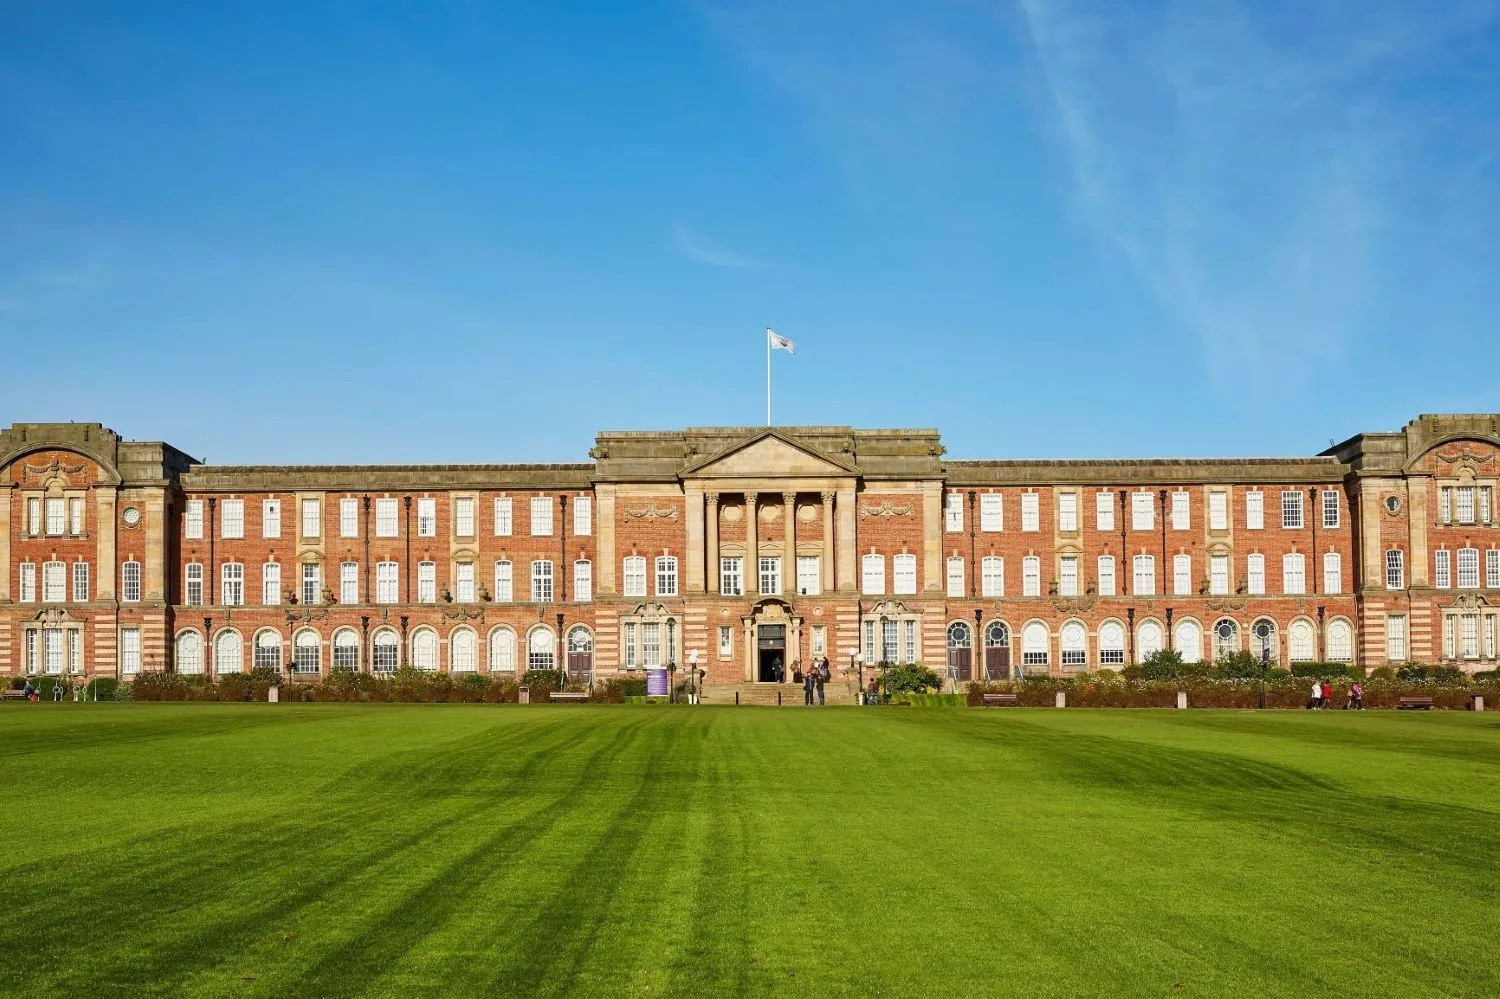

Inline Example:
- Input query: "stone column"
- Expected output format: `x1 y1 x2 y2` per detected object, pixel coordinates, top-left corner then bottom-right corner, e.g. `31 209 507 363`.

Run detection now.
706 493 720 594
836 486 857 592
0 484 11 602
144 489 167 601
783 491 797 595
596 484 617 595
685 486 705 593
1408 476 1430 586
821 491 836 595
95 488 117 599
745 492 759 595
922 482 943 592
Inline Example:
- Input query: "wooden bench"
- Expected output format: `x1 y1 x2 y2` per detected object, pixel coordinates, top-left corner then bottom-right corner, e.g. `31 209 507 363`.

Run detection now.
1398 696 1434 711
982 693 1019 707
2 689 27 700
548 691 589 703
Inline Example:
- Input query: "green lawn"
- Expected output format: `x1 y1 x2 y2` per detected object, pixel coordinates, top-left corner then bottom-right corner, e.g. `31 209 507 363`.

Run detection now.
2 704 1497 998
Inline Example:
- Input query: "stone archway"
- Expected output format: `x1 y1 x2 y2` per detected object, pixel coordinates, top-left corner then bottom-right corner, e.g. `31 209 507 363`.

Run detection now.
742 598 802 683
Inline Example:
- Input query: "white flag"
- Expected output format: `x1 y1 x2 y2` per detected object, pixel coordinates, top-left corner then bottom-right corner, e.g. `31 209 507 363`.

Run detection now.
767 329 795 354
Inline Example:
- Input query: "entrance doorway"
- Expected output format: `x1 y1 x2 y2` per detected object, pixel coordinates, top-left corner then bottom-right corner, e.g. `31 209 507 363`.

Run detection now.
757 624 786 683
566 627 593 682
984 621 1011 680
947 621 973 682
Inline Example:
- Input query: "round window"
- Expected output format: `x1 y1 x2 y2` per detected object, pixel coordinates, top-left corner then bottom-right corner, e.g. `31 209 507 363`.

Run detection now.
1384 495 1401 515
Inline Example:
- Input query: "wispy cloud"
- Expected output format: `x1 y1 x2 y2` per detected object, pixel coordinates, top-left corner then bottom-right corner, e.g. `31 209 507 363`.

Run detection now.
1018 0 1499 377
672 224 763 269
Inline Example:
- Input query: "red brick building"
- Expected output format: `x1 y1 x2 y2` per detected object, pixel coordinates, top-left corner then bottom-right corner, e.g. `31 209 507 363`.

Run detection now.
3 415 1498 686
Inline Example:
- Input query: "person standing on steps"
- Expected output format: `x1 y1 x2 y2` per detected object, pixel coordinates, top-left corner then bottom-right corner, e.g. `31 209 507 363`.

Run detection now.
803 663 816 706
814 658 827 706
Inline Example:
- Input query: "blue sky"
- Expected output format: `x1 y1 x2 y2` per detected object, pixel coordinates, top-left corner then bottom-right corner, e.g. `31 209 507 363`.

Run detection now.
2 0 1497 464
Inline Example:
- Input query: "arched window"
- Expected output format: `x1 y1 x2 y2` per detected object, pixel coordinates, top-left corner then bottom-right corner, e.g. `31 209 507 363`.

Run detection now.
985 621 1009 648
1213 619 1239 661
568 626 593 653
253 630 282 669
1099 621 1125 666
215 631 243 674
1288 620 1316 662
293 630 321 673
1137 621 1164 662
1327 619 1353 662
1175 620 1203 663
411 628 438 671
1021 622 1049 669
489 627 517 671
1250 619 1277 665
176 631 203 675
372 629 399 672
947 621 972 649
450 627 478 672
527 628 555 671
332 629 360 670
1060 621 1086 669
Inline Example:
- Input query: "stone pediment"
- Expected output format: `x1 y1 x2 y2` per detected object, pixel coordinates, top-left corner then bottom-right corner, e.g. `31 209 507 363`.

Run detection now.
681 429 859 479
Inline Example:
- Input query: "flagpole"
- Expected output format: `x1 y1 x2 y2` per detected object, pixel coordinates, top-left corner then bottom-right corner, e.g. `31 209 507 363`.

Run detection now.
766 328 772 426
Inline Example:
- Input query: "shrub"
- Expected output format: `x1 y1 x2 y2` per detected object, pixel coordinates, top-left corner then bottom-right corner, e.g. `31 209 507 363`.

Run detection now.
880 664 943 695
1290 662 1363 681
1368 666 1396 682
113 681 134 701
90 677 119 700
522 669 565 693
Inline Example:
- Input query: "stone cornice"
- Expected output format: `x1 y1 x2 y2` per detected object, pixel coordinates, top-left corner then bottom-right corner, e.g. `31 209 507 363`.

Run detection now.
180 463 596 492
944 457 1348 487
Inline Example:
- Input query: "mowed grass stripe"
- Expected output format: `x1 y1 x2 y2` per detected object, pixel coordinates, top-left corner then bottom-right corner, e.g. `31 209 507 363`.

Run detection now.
2 705 1497 998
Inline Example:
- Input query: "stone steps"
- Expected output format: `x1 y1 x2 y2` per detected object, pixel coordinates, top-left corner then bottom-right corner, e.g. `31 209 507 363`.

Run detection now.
698 682 857 707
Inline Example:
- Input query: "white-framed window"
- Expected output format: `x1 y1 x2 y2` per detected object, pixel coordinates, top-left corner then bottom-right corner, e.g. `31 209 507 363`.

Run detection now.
262 499 281 538
812 624 826 656
1131 491 1154 531
1208 491 1228 532
1210 555 1229 596
531 496 553 536
177 631 204 675
980 493 1003 532
981 556 1004 597
1137 621 1164 662
718 625 733 658
72 561 89 602
1132 555 1155 596
1247 553 1265 596
893 554 917 595
493 497 513 536
1487 616 1497 659
1173 554 1192 596
340 498 359 538
292 630 322 674
121 561 141 603
1096 491 1114 532
372 629 399 672
1434 549 1451 589
456 562 476 602
26 496 41 535
340 561 358 604
946 556 965 597
531 560 554 602
372 497 396 537
1458 548 1480 589
758 557 780 595
263 562 282 605
1322 490 1340 529
641 623 661 668
417 498 437 537
1386 549 1405 590
945 492 963 533
216 499 242 539
903 619 918 664
1175 620 1203 663
297 563 317 606
573 495 592 536
1461 614 1480 659
623 556 647 597
376 561 399 604
655 556 678 596
1442 615 1456 661
623 622 638 668
184 563 204 606
1440 486 1452 523
1022 622 1049 668
862 554 885 596
796 556 820 596
1282 553 1306 595
1022 555 1041 597
42 561 65 602
411 629 437 671
451 628 478 672
121 627 141 675
184 499 204 539
1099 621 1126 666
1059 556 1079 597
454 497 475 537
1246 491 1264 530
1097 555 1115 596
1060 621 1087 668
1281 491 1303 530
489 628 516 672
1322 552 1342 594
493 560 513 602
332 630 358 671
1171 491 1189 531
1482 487 1493 524
719 557 743 596
1021 493 1040 532
19 562 36 602
418 561 437 603
216 630 246 674
1327 620 1353 662
68 497 84 535
1058 492 1078 533
1288 620 1315 663
300 498 321 538
252 630 283 670
573 559 592 602
1456 486 1476 524
1488 550 1500 589
863 619 877 665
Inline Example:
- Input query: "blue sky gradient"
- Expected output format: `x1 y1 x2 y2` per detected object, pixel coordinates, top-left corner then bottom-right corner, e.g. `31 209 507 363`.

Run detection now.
2 1 1497 463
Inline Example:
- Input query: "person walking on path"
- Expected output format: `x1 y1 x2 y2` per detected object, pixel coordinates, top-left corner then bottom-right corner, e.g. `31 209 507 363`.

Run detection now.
23 679 37 702
1348 681 1364 710
1308 680 1322 710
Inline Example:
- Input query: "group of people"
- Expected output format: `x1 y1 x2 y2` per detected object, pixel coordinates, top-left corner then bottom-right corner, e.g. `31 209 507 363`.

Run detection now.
1308 679 1364 710
794 657 831 706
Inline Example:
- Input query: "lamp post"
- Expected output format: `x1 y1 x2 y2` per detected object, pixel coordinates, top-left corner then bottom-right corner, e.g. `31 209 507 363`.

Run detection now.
974 607 984 684
555 612 565 691
1255 621 1273 709
849 648 864 705
687 649 700 704
666 618 677 703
